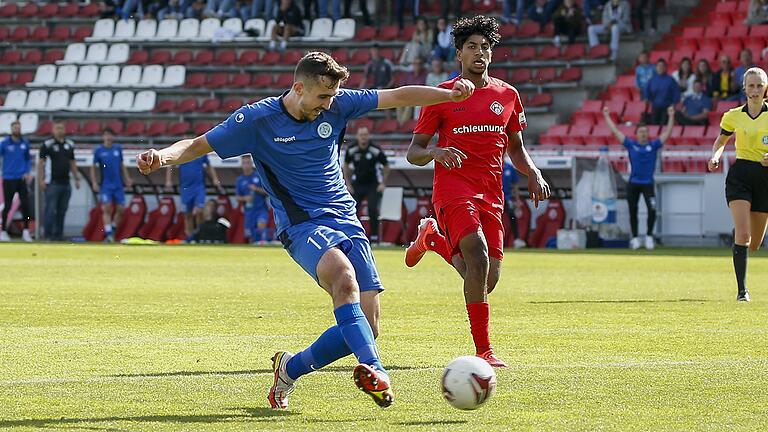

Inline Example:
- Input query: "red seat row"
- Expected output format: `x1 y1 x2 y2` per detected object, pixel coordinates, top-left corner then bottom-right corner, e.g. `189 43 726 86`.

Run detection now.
0 2 99 18
0 49 65 66
153 97 249 114
539 123 722 147
183 71 364 89
34 119 218 137
506 66 583 85
0 71 35 87
0 25 92 43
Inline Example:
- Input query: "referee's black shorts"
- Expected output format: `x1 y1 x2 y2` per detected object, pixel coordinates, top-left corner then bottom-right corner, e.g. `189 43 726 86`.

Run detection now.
726 159 768 212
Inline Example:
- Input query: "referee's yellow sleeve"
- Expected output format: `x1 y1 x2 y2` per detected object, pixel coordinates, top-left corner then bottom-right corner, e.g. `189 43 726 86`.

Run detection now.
720 110 735 134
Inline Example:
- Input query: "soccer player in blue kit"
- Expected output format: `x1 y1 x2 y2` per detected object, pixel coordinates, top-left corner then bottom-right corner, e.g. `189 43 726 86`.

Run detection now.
89 128 133 242
137 51 475 409
235 154 270 243
165 138 224 241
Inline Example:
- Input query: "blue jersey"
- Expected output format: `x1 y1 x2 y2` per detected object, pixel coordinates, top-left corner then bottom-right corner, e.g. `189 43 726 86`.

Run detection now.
205 89 379 235
624 137 662 185
236 173 268 213
179 155 209 191
93 144 124 187
0 136 31 180
502 161 519 201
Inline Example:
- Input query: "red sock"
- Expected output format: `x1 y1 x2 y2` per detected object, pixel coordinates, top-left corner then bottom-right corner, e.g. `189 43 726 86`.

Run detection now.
425 230 453 265
466 302 491 355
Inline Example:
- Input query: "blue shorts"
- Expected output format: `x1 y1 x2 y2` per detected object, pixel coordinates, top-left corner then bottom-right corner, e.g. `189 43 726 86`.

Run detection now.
99 184 125 206
245 208 269 229
180 186 206 213
278 214 383 292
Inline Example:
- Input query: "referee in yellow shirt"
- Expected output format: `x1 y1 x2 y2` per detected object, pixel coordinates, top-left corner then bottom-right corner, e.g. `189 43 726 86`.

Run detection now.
708 67 768 302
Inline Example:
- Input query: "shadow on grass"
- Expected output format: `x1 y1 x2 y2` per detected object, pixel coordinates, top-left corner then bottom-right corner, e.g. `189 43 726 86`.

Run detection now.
0 408 294 429
108 365 429 379
529 299 711 304
396 420 468 426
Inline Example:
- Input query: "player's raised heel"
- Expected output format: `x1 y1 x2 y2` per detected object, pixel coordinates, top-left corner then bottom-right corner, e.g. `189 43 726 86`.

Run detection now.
268 351 296 409
353 363 394 408
477 349 508 368
405 217 438 267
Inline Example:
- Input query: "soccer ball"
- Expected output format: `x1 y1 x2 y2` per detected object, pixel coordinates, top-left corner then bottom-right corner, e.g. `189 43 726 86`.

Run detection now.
441 356 497 410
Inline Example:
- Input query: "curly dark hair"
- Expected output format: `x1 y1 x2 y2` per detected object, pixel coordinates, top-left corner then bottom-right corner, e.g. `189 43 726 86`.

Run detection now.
451 15 501 51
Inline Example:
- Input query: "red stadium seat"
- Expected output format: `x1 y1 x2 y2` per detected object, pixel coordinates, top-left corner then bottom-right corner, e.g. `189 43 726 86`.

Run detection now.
50 26 70 42
377 25 399 41
282 50 303 65
567 124 592 145
1 50 21 65
80 3 100 17
39 3 58 18
12 71 34 86
517 22 539 38
252 74 272 87
682 26 704 39
168 121 191 136
0 27 9 40
139 197 177 241
375 119 399 134
534 68 557 83
105 120 124 135
680 125 706 146
185 73 206 88
538 124 568 146
238 49 261 65
19 4 39 18
558 67 582 82
31 26 50 42
528 93 552 107
378 48 396 62
650 50 670 63
128 49 150 64
176 97 198 113
493 46 514 62
588 44 610 58
81 120 102 136
215 49 237 65
347 72 363 87
193 121 215 136
514 46 536 61
347 118 374 134
331 48 349 63
354 26 376 41
230 73 251 88
622 102 647 123
149 50 171 65
261 51 280 64
0 3 18 17
9 26 30 42
528 199 565 248
0 72 11 86
165 212 186 241
349 49 371 65
115 195 147 241
65 120 80 135
274 73 294 88
662 156 686 173
146 121 169 137
562 44 586 61
205 72 229 89
124 121 146 136
23 49 42 66
198 98 221 113
37 120 53 136
510 69 532 84
72 26 92 41
538 46 560 61
499 24 516 39
171 50 193 64
191 50 214 66
222 98 243 113
59 3 79 17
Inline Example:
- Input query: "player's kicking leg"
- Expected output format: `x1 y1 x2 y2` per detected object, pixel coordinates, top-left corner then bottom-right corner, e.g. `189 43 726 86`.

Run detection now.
405 217 454 267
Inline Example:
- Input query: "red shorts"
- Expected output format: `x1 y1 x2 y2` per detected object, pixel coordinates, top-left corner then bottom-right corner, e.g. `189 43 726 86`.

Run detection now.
434 197 504 261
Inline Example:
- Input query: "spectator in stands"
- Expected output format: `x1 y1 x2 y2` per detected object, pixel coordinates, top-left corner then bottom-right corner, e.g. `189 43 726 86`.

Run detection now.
441 0 462 19
90 129 132 243
205 0 236 18
747 0 768 24
695 59 715 97
38 121 81 242
581 0 603 24
675 80 712 126
734 49 757 101
603 105 675 250
361 43 394 89
399 16 433 70
587 0 631 61
158 0 186 20
270 0 304 52
645 59 680 125
711 55 740 102
635 51 655 100
528 0 554 30
344 126 390 244
119 0 143 19
552 0 583 46
426 57 449 87
344 0 371 26
165 137 225 242
99 0 117 18
249 0 274 20
432 17 455 62
632 0 657 35
671 57 695 95
395 0 419 29
235 155 270 244
186 0 207 18
396 56 428 123
0 121 33 242
194 199 229 243
501 0 525 25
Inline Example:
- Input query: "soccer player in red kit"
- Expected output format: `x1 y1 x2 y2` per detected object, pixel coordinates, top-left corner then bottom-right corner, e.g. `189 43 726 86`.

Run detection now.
405 15 550 367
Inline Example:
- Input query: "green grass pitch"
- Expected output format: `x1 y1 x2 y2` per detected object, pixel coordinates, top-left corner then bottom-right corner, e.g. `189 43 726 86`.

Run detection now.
0 244 766 431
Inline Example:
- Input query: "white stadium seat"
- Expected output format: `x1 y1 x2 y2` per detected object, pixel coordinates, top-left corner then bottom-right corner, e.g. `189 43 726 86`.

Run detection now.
109 19 136 41
139 65 164 87
0 90 27 111
257 20 276 41
106 43 129 64
117 65 142 87
330 18 355 41
18 113 38 135
155 19 179 40
84 43 108 64
27 65 56 87
304 18 333 41
66 91 90 111
110 90 134 111
87 18 115 41
45 89 70 111
133 19 157 41
241 18 265 39
58 43 86 64
23 90 48 111
222 17 243 34
160 65 185 87
75 65 99 86
56 65 78 87
196 17 221 41
95 65 120 87
174 18 200 41
0 113 16 134
89 90 113 111
131 90 156 111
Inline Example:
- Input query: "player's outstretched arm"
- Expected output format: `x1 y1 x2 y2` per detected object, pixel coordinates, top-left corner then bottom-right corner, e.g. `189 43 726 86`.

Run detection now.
407 133 467 168
508 131 550 208
137 135 212 175
377 79 475 110
602 107 626 144
659 105 676 144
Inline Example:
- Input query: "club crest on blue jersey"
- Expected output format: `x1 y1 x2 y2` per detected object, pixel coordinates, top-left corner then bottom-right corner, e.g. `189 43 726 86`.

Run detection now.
317 122 332 138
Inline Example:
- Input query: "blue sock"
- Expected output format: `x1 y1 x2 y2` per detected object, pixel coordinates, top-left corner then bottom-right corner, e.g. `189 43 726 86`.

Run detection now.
334 302 385 373
285 325 351 380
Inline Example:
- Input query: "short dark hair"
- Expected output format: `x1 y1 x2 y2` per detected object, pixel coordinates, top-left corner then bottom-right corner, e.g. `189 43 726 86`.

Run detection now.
451 15 501 51
656 59 667 65
294 51 349 87
637 122 648 129
10 120 19 126
103 127 114 135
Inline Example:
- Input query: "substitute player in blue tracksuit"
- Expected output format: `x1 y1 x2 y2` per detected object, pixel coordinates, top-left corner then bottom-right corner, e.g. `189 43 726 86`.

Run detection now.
90 128 132 242
137 51 474 409
235 154 270 243
0 120 33 242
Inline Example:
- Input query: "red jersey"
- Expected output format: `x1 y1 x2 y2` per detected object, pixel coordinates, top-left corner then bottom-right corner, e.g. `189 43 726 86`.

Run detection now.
414 75 526 209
